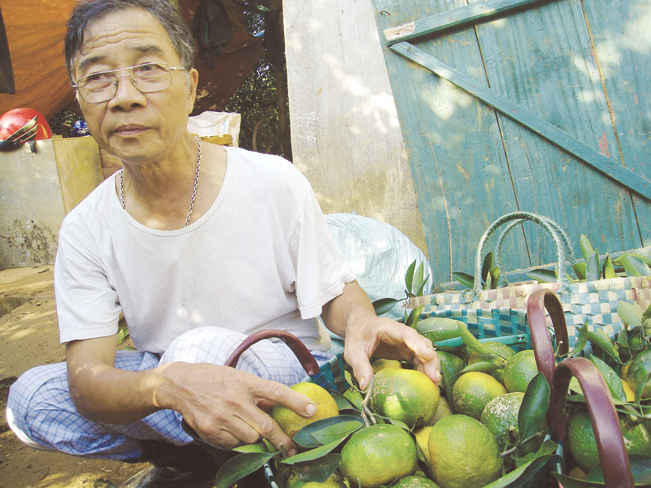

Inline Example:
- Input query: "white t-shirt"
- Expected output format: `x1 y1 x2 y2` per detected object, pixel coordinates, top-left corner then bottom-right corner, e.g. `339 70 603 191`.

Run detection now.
54 147 355 353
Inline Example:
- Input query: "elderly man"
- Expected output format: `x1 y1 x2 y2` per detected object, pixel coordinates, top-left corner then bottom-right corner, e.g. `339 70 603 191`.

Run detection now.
6 0 440 486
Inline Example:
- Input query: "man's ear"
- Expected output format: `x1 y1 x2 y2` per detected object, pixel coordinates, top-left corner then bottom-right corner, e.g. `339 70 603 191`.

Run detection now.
187 68 199 114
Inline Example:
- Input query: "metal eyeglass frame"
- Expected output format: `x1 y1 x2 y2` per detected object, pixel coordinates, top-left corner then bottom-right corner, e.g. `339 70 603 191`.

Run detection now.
71 62 187 104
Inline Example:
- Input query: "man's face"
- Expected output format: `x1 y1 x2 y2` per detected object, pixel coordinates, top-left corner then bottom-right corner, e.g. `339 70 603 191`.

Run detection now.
73 8 198 163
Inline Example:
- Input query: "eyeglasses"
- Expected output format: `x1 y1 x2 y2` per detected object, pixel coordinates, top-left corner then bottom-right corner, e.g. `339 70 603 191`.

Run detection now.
72 62 187 103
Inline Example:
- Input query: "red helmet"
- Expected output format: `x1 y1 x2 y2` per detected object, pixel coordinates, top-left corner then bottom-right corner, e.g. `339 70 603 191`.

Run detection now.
0 108 52 142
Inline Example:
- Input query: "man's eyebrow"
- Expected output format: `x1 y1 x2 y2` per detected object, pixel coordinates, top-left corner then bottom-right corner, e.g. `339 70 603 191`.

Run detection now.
76 44 165 76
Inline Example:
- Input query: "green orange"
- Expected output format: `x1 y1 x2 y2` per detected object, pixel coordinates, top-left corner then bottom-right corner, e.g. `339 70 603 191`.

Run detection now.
451 372 506 420
428 415 502 488
503 350 539 393
340 423 418 488
370 368 440 427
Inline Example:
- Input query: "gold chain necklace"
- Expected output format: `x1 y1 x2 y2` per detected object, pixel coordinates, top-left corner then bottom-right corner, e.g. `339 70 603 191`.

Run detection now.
118 137 202 227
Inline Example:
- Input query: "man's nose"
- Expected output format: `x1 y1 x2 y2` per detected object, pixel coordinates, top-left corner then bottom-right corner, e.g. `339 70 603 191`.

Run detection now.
109 73 147 107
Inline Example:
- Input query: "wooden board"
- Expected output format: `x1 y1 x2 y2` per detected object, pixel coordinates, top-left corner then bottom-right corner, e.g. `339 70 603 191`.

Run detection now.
371 0 651 283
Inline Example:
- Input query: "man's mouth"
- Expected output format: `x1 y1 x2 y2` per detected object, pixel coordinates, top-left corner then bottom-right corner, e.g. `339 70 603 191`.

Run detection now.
113 124 149 135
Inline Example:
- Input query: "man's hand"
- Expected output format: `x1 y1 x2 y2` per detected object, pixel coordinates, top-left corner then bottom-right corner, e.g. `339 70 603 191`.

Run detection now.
321 280 440 391
157 362 316 454
66 337 316 455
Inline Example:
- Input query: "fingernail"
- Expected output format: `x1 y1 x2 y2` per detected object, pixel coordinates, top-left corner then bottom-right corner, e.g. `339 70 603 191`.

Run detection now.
306 403 316 416
287 447 297 457
359 377 367 390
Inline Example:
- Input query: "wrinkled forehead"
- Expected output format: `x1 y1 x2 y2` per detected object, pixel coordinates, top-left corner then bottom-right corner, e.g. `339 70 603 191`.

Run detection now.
74 8 175 75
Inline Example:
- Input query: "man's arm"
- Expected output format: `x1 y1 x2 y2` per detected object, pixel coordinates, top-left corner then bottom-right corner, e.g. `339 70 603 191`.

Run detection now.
65 337 316 453
320 280 440 390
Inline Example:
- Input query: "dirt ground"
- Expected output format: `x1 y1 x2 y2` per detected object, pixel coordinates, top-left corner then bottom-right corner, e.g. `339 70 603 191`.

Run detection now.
0 266 146 488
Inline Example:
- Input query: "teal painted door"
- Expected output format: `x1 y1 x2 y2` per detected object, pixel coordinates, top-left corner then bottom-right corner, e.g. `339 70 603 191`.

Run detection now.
371 0 651 285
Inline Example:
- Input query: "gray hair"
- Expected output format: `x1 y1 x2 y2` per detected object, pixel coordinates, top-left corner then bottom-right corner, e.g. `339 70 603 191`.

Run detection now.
65 0 196 80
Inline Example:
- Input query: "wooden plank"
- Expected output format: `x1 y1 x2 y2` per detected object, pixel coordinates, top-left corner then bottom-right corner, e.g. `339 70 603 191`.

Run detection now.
372 0 523 283
390 41 651 201
467 0 643 259
582 0 651 246
383 0 551 44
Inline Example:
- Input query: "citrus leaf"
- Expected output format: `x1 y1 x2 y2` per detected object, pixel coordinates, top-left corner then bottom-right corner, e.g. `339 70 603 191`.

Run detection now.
603 255 616 279
293 415 363 449
483 452 556 488
587 330 620 361
405 305 423 329
622 254 651 277
490 266 501 289
439 359 457 400
372 298 401 317
286 454 341 483
526 268 557 283
416 273 430 298
589 354 627 403
518 373 549 442
282 438 346 465
635 370 651 405
570 320 589 357
311 420 364 445
233 441 269 453
412 261 425 297
460 361 499 374
580 235 595 262
214 452 277 488
613 252 651 267
572 262 587 281
405 260 416 295
451 271 474 289
617 301 643 327
586 249 601 281
416 317 461 343
482 252 494 284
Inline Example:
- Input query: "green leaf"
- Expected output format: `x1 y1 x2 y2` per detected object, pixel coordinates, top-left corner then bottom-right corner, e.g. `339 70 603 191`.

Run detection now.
411 261 425 297
452 271 475 289
311 420 364 445
589 354 627 402
580 235 595 262
586 249 601 281
635 370 651 405
459 361 499 374
483 453 556 488
603 255 617 279
553 473 605 488
405 305 423 329
372 297 401 316
405 260 416 295
416 273 430 298
572 262 587 281
490 266 501 289
518 373 550 442
587 329 620 361
622 254 651 277
614 252 651 267
618 301 643 327
214 452 277 488
293 415 364 449
233 441 269 453
285 454 341 484
482 252 494 284
439 359 457 400
282 438 346 465
526 268 557 283
570 320 589 357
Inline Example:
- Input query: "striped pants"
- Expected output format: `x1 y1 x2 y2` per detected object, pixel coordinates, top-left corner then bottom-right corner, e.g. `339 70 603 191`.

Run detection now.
6 326 331 460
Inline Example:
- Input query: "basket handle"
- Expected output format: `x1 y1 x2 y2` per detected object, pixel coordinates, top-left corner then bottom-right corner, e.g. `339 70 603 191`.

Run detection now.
526 289 569 386
547 357 634 488
181 329 320 448
493 216 576 288
466 212 574 301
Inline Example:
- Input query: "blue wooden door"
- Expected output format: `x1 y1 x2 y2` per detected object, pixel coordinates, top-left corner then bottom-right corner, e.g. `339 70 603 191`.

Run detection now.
370 0 651 285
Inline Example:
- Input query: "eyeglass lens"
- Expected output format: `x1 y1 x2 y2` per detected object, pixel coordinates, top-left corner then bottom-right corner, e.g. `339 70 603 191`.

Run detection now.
78 63 173 103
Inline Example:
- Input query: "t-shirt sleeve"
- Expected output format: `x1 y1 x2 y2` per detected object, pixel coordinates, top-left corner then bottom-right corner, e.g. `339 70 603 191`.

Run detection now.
55 220 122 344
291 187 356 319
